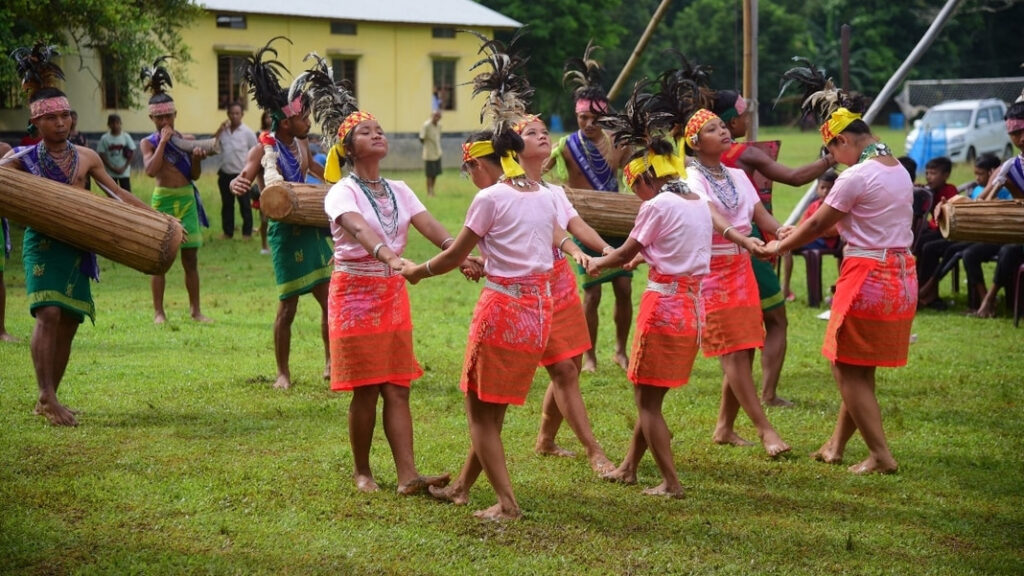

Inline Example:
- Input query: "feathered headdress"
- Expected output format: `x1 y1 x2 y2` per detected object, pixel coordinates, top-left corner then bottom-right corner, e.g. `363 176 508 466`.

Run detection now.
462 29 533 179
239 37 303 131
774 57 869 144
12 42 69 124
564 41 608 112
598 80 684 188
12 43 65 97
140 55 176 115
466 29 533 137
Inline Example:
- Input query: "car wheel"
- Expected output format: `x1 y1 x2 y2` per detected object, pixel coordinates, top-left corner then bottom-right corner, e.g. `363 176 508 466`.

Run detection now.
965 146 976 163
1005 144 1015 160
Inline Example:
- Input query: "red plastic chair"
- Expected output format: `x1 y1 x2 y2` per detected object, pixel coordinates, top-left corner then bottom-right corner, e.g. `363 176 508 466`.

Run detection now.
791 244 844 308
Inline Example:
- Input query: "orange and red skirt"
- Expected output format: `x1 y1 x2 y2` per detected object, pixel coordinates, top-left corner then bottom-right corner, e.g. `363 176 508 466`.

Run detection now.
824 249 917 367
462 273 553 405
628 273 702 388
540 257 591 366
700 252 764 357
328 263 423 391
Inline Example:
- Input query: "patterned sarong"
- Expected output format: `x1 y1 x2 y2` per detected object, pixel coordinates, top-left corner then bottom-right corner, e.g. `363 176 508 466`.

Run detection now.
628 273 702 388
328 266 422 390
823 250 917 367
23 228 94 323
462 273 553 405
540 257 591 366
700 252 764 357
268 221 333 300
152 185 203 249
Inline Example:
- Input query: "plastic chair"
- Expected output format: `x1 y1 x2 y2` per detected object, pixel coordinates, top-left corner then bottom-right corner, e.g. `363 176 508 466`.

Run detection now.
791 243 844 308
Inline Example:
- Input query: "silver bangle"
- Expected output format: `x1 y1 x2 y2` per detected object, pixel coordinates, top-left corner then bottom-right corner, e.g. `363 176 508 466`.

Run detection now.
425 259 435 276
441 237 455 250
722 225 735 240
372 242 385 260
558 236 572 252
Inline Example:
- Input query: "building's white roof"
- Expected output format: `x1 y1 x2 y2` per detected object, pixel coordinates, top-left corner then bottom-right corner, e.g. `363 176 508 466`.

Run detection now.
199 0 521 28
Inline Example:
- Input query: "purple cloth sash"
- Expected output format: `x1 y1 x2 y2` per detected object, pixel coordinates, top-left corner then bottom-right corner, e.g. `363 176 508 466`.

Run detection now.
146 133 210 227
14 144 99 280
1007 156 1024 195
566 131 618 192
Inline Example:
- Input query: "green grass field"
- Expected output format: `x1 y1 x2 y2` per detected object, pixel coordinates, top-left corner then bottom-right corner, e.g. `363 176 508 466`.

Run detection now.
1 127 1021 575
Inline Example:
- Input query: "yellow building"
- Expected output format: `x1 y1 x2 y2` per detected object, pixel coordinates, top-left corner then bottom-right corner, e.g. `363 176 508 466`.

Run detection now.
0 0 520 165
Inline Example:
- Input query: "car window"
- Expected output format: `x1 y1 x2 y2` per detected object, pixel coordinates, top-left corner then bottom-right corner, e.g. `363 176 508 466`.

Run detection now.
924 109 971 128
977 108 992 126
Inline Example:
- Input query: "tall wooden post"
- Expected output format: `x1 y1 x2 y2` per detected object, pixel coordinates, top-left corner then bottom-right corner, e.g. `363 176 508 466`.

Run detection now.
608 0 673 101
743 0 758 140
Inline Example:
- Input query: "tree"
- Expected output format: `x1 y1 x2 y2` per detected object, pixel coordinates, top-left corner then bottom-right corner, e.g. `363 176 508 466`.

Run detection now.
0 0 202 109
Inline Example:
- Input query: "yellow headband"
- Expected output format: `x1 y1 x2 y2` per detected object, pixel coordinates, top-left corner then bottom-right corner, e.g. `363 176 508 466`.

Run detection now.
323 111 378 184
623 151 686 187
820 107 861 144
462 140 526 180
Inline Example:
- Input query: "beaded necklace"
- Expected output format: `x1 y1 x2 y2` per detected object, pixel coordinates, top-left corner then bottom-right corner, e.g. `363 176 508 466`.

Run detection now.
38 141 79 184
692 159 739 210
858 142 892 164
351 174 399 239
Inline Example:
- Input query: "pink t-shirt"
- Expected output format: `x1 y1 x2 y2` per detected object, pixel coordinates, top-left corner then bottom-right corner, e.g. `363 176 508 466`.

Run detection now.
464 182 558 277
630 190 712 277
324 177 427 261
545 183 579 229
686 165 760 245
825 160 913 249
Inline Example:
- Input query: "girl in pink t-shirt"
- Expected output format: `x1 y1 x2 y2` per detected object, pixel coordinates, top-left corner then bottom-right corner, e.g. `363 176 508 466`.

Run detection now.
587 133 712 499
515 114 614 476
402 130 587 521
322 112 455 496
683 109 791 459
772 90 915 475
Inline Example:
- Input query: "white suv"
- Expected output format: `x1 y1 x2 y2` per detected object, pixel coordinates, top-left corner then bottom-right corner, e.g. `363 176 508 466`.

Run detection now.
905 99 1014 163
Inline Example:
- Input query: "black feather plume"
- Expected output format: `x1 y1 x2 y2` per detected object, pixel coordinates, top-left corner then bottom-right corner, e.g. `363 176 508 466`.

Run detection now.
290 51 359 148
239 36 293 113
464 29 534 135
563 40 606 102
140 55 174 98
12 42 65 95
596 80 672 151
774 56 835 119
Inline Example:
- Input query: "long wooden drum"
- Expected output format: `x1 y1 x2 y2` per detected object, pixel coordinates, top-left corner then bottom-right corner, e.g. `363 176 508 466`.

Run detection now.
260 182 330 227
0 166 183 275
563 185 642 238
938 199 1024 244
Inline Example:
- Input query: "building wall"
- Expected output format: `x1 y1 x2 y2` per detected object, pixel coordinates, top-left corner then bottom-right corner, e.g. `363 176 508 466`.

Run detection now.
0 11 496 149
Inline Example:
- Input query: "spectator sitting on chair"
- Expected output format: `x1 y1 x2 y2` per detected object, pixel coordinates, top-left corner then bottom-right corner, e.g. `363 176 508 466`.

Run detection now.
782 169 840 302
913 157 957 309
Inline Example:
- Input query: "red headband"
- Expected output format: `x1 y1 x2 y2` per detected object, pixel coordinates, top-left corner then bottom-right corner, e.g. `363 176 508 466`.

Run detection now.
30 96 71 120
281 96 303 118
575 99 608 115
148 100 176 117
1006 118 1024 134
337 111 376 142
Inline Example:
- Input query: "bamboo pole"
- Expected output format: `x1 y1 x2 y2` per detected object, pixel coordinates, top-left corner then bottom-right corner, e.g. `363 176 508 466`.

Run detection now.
608 0 673 101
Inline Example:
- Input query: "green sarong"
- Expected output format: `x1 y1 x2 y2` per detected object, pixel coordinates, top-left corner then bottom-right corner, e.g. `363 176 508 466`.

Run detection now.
572 237 632 289
750 223 785 311
268 221 332 300
22 228 94 323
152 184 203 249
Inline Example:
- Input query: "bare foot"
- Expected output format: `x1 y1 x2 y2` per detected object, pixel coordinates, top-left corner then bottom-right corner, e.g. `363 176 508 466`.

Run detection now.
473 503 521 521
612 351 629 371
0 331 19 342
810 442 844 464
273 375 292 390
848 456 898 475
712 428 753 447
191 313 213 323
429 484 469 506
589 453 616 475
34 399 78 427
535 440 576 458
323 365 331 381
759 430 791 458
354 474 379 493
153 312 167 325
762 395 794 407
642 483 685 499
397 474 451 495
601 465 637 485
581 355 597 373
